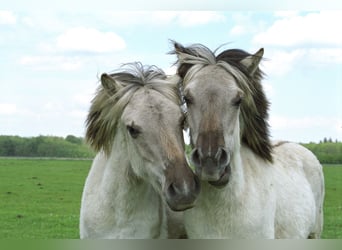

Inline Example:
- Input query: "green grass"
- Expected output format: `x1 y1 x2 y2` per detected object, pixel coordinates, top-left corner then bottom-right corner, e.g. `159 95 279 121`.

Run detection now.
322 164 342 238
0 158 91 239
0 159 341 239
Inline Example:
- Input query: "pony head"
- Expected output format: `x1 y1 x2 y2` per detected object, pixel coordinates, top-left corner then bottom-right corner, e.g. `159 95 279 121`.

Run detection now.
171 42 272 188
86 63 200 210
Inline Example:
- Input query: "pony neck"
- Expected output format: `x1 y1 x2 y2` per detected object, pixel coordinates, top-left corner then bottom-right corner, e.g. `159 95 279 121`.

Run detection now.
99 130 165 238
225 139 245 196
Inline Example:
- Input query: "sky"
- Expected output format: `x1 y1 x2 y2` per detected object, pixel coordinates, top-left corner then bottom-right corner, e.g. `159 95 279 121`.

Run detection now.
0 1 341 143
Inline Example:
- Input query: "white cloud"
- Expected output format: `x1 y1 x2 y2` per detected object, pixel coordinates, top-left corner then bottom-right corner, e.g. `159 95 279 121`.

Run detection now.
305 48 342 64
253 11 342 47
270 115 336 130
68 110 88 119
262 47 342 76
230 25 246 36
262 49 305 76
56 27 126 53
229 13 267 37
19 55 84 71
21 16 35 28
43 101 64 113
269 115 342 142
73 90 94 107
229 13 251 37
0 10 16 24
0 103 17 115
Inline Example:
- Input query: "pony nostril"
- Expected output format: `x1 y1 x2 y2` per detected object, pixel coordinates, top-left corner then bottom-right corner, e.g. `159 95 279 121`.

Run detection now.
216 148 230 167
166 178 199 211
191 148 203 166
167 183 177 197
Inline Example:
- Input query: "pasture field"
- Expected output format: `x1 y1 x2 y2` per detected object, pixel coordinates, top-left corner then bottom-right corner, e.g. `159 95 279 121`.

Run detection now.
0 158 341 239
0 158 91 239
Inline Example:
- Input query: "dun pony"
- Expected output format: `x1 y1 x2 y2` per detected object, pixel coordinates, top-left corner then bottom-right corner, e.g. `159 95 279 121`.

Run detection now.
80 62 199 238
171 41 324 238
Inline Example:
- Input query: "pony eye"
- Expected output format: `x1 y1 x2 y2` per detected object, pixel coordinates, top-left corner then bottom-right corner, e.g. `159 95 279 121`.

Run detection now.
232 90 244 107
127 125 141 138
232 96 243 107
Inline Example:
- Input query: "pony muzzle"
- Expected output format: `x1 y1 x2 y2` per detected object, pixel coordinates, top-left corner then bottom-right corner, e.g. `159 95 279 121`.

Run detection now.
191 147 231 187
208 163 231 188
165 174 200 211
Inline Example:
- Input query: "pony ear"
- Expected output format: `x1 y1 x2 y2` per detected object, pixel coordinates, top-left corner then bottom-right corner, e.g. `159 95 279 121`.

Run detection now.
173 41 186 54
101 73 122 95
240 48 264 76
172 41 194 79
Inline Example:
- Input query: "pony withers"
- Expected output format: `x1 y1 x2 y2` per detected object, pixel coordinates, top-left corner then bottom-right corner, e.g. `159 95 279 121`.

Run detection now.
80 63 200 238
171 41 324 238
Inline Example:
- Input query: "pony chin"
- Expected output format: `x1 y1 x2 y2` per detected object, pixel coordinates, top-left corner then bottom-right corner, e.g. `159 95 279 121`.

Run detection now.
164 185 197 211
208 163 231 188
165 199 195 212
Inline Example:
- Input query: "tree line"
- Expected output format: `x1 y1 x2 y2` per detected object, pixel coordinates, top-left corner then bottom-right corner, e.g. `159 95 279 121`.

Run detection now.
0 135 95 158
301 140 342 164
0 135 341 163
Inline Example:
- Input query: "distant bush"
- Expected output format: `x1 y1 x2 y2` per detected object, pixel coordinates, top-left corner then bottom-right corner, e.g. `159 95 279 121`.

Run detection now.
302 141 342 164
0 135 95 158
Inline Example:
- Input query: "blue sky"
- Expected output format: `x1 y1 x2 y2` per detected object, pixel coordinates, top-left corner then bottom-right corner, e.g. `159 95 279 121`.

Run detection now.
0 3 341 143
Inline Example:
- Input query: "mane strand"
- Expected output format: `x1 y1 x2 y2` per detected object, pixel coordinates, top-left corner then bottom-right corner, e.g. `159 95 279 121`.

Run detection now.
217 49 273 162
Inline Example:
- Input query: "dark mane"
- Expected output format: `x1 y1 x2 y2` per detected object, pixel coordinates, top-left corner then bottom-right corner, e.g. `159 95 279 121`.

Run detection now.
172 42 273 162
86 62 180 154
217 49 272 162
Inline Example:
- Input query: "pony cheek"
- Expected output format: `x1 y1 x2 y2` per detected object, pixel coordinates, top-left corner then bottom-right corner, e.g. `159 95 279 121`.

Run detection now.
134 143 158 163
223 115 241 146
